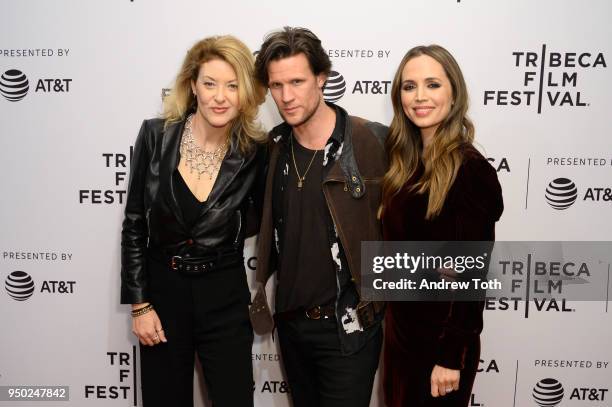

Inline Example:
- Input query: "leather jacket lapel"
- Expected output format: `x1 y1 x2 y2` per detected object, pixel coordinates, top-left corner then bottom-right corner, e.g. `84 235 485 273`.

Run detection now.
159 118 188 230
198 141 245 220
159 115 247 227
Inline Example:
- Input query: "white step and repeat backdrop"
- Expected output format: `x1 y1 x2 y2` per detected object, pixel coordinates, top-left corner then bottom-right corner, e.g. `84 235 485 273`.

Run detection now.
1 0 611 406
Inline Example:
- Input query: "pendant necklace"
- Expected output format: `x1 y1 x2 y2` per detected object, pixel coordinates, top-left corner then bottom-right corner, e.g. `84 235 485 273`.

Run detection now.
290 133 319 190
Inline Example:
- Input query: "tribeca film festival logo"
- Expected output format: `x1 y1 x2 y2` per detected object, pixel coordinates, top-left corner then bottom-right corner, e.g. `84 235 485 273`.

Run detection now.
483 249 598 317
544 177 612 210
79 149 133 204
85 350 138 404
0 69 72 102
484 45 607 113
532 377 608 406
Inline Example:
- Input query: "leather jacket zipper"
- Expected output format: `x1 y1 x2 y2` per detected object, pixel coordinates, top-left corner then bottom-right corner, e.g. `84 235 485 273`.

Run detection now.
234 210 242 244
145 209 152 245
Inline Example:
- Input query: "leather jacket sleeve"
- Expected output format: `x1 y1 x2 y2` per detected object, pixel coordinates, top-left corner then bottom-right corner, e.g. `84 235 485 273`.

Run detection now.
120 120 151 304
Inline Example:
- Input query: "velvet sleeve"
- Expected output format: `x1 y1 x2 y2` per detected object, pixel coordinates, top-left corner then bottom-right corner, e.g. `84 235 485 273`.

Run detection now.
435 154 504 369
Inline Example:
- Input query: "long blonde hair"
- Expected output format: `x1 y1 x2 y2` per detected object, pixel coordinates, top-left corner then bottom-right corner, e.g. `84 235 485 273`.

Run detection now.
163 35 265 154
381 45 474 220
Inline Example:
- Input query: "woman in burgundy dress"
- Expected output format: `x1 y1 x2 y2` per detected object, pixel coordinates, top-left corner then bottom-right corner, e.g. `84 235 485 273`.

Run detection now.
380 45 503 406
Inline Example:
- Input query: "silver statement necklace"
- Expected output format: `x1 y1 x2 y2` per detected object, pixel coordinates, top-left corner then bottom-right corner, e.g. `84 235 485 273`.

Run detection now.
180 114 228 180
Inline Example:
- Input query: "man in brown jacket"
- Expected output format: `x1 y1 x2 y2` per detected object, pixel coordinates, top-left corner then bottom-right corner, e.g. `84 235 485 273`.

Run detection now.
250 27 387 407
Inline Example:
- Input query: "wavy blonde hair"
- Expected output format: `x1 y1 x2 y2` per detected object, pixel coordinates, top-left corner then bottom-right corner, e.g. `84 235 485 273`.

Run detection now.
163 35 266 154
381 45 474 219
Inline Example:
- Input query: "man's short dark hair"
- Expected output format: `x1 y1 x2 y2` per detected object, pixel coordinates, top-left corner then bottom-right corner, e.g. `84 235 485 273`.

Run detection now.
255 27 332 87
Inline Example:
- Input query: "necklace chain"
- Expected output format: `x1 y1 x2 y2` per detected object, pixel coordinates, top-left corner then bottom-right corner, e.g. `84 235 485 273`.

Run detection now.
290 133 319 190
180 114 228 180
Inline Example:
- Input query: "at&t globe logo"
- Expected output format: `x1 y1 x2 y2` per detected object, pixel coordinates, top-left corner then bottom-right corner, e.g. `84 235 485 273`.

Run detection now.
5 271 35 301
323 71 346 102
0 69 29 102
533 378 564 407
545 178 578 210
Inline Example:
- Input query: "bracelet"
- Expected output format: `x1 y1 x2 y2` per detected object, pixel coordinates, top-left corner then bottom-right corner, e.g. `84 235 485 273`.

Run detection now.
132 303 150 312
131 304 154 317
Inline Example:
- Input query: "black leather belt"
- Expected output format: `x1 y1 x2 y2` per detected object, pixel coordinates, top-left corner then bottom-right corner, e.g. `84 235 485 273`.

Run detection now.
274 304 336 321
149 246 243 275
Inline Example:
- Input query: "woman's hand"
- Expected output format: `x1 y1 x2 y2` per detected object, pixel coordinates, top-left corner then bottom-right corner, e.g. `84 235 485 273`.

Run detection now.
430 365 460 397
131 303 167 346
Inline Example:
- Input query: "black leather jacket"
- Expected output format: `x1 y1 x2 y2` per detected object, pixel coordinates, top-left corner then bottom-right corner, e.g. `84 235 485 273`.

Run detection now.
120 116 265 304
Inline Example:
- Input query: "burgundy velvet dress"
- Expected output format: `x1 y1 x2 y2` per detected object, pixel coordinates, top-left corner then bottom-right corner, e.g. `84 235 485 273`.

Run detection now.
382 145 503 407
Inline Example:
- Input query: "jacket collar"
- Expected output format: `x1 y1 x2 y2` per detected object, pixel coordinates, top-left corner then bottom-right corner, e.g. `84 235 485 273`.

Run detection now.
269 102 365 199
269 101 345 146
159 113 246 230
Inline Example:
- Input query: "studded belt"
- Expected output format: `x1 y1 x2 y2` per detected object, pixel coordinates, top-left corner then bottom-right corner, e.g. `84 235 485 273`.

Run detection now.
149 246 243 275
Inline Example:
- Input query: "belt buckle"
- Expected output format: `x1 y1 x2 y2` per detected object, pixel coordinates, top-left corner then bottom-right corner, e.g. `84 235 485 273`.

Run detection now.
171 255 182 271
305 306 321 320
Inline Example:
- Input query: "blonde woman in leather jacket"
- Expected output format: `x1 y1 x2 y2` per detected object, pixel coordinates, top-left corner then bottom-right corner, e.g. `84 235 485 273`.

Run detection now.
120 35 266 407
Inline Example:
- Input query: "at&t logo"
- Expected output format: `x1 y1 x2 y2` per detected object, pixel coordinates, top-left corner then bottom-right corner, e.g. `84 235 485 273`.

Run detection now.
0 69 29 102
5 271 35 301
533 378 564 407
532 377 608 405
323 71 346 102
322 70 392 102
545 178 578 210
0 68 72 102
544 177 612 209
3 271 76 301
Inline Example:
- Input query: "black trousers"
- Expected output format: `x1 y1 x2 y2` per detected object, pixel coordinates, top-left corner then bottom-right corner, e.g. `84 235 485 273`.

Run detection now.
139 256 254 407
277 316 382 407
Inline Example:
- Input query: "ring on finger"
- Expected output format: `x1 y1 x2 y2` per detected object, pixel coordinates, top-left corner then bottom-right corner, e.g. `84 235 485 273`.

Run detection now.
445 387 453 392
